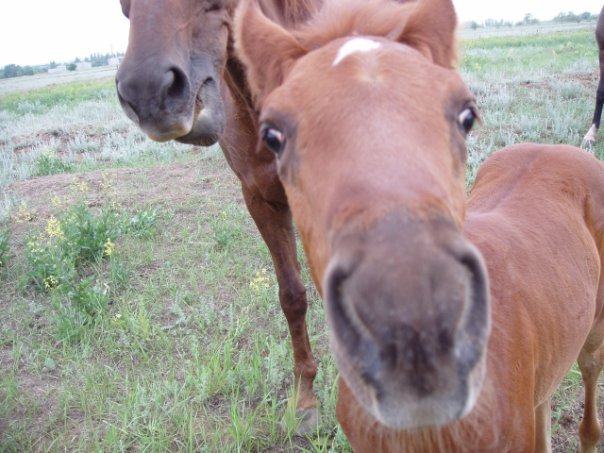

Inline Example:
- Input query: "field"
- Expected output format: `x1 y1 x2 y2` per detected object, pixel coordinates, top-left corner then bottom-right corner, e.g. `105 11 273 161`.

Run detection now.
1 23 603 452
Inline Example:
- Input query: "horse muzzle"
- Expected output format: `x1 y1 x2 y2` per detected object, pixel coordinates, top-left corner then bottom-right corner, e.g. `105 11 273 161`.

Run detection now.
323 212 490 428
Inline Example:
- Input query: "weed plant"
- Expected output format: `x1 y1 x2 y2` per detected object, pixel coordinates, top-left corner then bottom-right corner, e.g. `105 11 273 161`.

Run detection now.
31 148 75 177
0 228 9 267
23 198 159 343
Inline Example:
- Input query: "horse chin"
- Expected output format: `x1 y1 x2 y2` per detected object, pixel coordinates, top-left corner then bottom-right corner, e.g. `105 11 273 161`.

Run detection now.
176 79 226 146
175 112 223 146
334 344 486 430
127 77 225 146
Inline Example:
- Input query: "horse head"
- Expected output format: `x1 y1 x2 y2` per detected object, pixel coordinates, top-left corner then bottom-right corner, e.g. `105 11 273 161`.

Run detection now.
236 0 491 429
116 0 229 145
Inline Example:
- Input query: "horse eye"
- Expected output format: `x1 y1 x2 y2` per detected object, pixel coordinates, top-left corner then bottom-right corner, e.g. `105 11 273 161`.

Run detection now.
261 125 286 156
204 0 223 13
458 107 476 135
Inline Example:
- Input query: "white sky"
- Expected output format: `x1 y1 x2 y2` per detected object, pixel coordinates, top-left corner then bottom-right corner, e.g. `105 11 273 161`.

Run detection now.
0 0 602 68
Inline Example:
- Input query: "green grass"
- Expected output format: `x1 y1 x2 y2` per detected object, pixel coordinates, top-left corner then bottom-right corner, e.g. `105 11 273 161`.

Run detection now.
0 26 602 452
460 28 604 191
0 79 115 115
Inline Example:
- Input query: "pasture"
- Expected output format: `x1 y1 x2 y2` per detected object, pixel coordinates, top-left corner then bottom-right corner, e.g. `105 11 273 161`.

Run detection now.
0 24 603 451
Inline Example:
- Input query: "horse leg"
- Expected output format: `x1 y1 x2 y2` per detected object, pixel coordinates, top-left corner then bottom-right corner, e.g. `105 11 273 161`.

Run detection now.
241 186 319 433
578 343 604 453
534 398 552 453
583 48 604 149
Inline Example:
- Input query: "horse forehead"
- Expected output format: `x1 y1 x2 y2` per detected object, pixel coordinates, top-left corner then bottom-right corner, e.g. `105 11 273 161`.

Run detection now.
332 37 382 66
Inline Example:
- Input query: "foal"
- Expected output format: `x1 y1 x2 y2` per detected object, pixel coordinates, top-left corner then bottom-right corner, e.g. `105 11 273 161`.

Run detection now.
235 0 604 450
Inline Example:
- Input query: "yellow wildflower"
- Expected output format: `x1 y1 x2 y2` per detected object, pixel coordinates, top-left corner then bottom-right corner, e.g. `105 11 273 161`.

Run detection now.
44 275 59 289
71 179 89 194
50 195 63 207
249 268 270 291
46 216 63 239
14 202 34 223
103 238 115 257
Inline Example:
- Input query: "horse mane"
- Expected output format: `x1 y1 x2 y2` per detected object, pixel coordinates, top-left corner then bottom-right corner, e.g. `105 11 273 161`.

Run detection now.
293 0 418 50
291 0 458 70
276 0 321 25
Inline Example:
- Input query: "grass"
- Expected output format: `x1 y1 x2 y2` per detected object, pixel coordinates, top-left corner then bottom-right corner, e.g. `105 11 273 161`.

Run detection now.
0 77 199 221
461 27 604 190
0 79 115 115
0 25 602 452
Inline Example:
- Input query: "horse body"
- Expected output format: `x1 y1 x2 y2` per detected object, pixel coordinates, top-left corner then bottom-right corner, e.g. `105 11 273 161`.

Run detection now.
337 144 604 452
235 0 604 450
583 5 604 147
116 0 322 427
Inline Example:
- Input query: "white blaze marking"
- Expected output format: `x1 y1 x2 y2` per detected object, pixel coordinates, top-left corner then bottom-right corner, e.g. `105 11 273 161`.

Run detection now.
333 37 381 66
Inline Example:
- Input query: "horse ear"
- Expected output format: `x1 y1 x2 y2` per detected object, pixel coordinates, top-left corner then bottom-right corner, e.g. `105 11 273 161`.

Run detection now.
395 0 458 68
234 0 307 105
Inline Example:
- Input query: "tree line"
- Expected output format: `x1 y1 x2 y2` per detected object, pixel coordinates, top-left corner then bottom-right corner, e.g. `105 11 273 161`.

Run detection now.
466 11 598 30
0 52 124 80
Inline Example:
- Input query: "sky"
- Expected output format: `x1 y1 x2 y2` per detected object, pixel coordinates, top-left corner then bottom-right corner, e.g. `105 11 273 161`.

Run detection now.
0 0 602 68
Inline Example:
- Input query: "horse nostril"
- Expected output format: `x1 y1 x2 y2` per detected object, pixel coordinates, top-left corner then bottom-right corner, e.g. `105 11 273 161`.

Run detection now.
324 261 367 352
165 66 188 100
115 80 140 125
115 78 129 103
447 240 490 369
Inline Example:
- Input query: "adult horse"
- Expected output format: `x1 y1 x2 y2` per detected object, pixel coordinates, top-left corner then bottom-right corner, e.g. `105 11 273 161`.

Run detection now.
114 0 322 430
582 4 604 148
235 0 604 450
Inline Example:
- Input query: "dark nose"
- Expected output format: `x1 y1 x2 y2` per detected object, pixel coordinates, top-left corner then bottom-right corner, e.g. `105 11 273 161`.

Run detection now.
116 65 190 116
115 60 196 141
323 215 490 395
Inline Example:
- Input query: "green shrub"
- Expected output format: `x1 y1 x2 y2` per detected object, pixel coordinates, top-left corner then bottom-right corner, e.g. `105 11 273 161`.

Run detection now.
66 276 110 318
25 233 76 291
32 151 74 177
25 203 120 290
125 208 159 238
50 279 109 343
23 201 161 343
61 203 121 264
0 229 9 267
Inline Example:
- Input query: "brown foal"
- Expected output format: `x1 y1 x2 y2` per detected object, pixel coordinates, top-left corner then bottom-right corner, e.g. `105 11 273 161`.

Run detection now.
235 0 604 450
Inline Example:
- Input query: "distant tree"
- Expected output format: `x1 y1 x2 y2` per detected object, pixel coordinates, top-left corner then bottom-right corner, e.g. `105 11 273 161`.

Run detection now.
554 11 596 23
517 13 539 26
2 64 20 78
0 64 36 79
555 11 579 22
483 18 512 28
67 63 77 71
581 12 597 21
89 53 111 67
